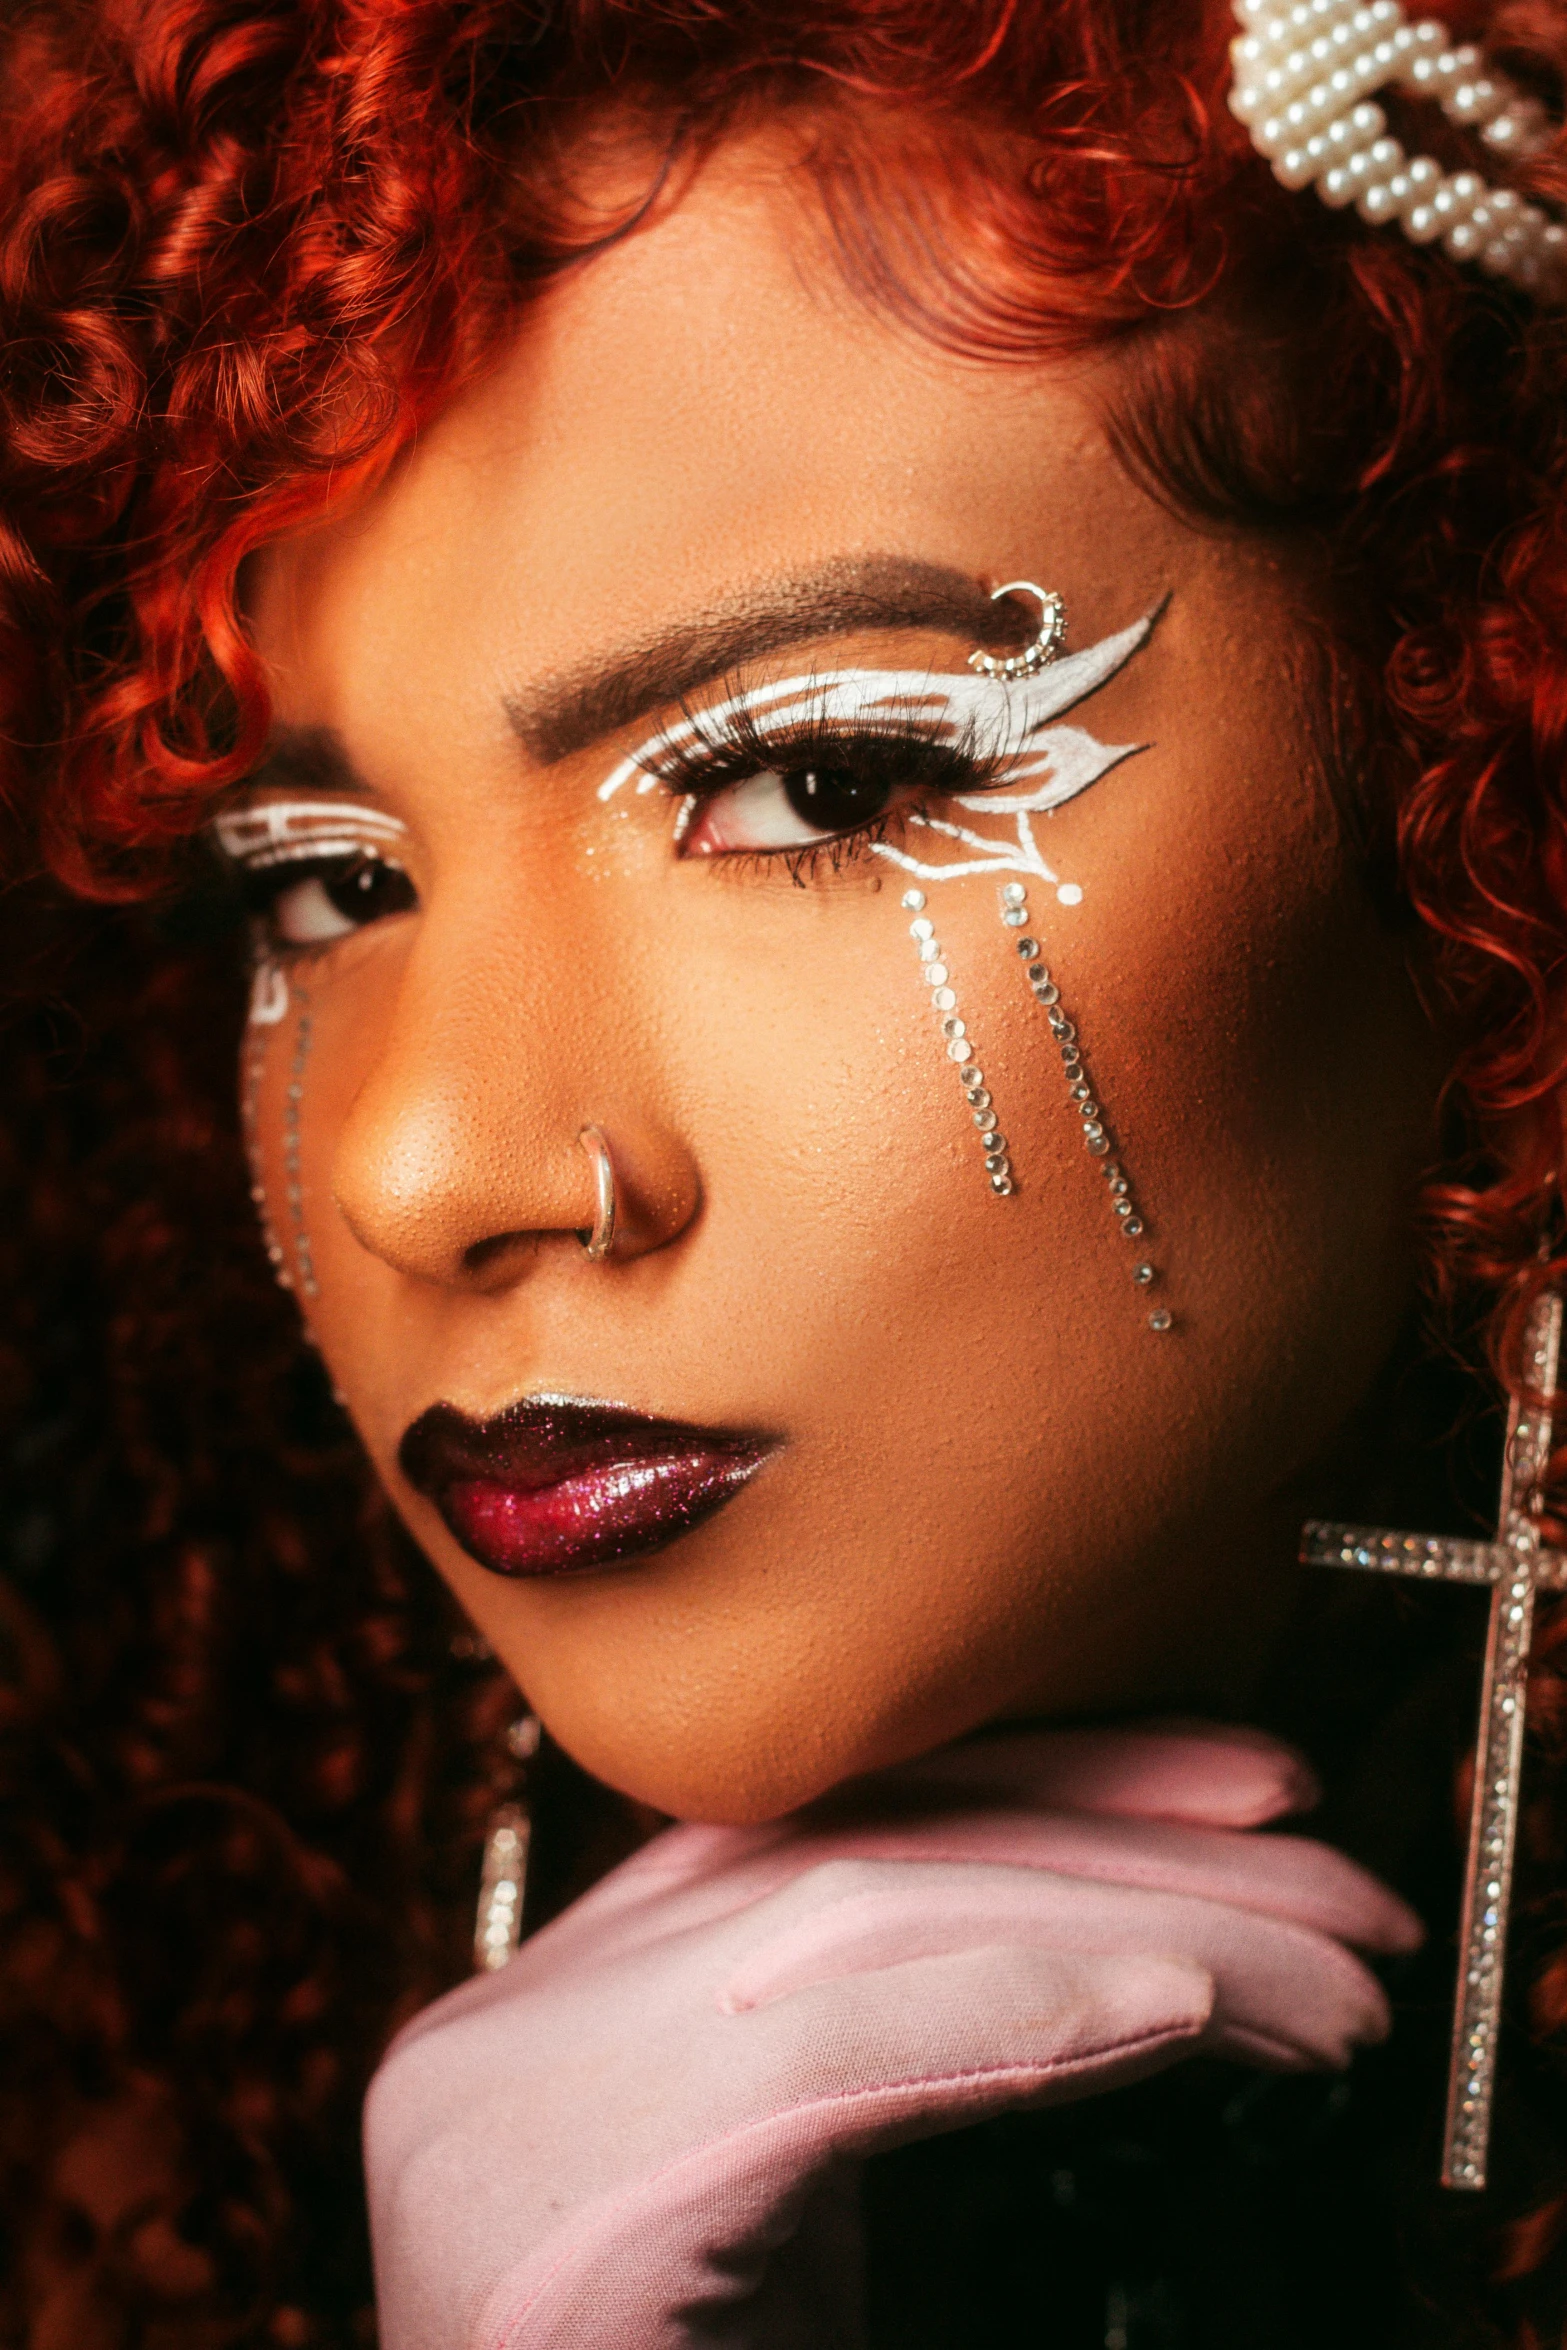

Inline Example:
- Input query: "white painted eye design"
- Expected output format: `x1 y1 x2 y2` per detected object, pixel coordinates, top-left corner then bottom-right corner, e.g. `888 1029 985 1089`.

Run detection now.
600 611 1161 893
212 800 416 949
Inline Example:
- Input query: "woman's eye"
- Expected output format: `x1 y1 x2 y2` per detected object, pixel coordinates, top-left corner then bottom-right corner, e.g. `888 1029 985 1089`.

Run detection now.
683 763 896 856
265 854 418 944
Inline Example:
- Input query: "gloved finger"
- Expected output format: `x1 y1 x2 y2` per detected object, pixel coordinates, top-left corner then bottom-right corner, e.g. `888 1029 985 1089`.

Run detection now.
773 1807 1422 1955
582 1720 1322 1918
830 1720 1320 1830
720 1857 1392 2070
471 1943 1213 2350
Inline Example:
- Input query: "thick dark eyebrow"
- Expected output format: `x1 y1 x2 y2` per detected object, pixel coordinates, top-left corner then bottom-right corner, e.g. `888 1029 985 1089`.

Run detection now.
237 723 371 799
505 556 1024 767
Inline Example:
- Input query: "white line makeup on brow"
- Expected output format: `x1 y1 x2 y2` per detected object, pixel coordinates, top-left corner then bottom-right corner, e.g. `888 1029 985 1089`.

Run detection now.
214 798 409 869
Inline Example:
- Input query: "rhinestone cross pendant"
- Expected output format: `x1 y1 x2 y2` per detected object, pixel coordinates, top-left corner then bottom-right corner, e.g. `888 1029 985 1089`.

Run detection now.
1301 1287 1566 2191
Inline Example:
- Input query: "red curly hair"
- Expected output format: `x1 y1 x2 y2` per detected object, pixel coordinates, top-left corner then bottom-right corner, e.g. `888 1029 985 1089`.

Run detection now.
5 0 1567 2338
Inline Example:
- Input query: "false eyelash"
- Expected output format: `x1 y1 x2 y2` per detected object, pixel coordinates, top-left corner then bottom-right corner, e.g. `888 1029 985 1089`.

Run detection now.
640 686 1014 823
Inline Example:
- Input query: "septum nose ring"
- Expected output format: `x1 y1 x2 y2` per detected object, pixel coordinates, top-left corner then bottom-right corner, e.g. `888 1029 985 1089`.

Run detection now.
575 1125 618 1261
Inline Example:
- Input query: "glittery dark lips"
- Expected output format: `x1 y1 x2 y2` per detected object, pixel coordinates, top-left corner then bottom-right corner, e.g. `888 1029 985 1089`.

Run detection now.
397 1396 779 1578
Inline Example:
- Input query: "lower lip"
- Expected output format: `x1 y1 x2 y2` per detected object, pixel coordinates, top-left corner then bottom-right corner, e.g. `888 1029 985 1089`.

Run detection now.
440 1448 768 1577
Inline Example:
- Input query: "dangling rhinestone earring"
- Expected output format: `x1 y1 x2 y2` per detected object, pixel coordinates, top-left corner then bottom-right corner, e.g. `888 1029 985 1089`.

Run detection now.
998 882 1170 1330
475 1712 542 1972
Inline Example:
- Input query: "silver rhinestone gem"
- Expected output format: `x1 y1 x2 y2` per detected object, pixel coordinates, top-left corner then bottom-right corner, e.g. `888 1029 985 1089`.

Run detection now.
925 963 949 986
960 1066 984 1089
1026 963 1049 983
947 1039 972 1063
1016 938 1038 959
1149 1308 1173 1333
1001 882 1027 905
1086 1136 1111 1156
1002 908 1027 928
1124 1217 1145 1236
1034 983 1061 1006
974 1110 998 1132
910 917 934 940
1133 1264 1155 1285
919 939 940 962
932 986 957 1010
941 1017 966 1040
991 1174 1014 1195
986 1135 1008 1154
902 889 926 910
967 1088 992 1109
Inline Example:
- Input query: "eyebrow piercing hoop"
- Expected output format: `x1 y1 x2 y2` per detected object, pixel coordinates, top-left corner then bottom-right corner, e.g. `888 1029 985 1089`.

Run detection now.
576 1125 618 1261
998 882 1171 1331
968 581 1068 683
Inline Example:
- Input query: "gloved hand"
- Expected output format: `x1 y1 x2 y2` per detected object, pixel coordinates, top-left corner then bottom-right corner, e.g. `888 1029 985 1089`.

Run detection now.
365 1721 1420 2350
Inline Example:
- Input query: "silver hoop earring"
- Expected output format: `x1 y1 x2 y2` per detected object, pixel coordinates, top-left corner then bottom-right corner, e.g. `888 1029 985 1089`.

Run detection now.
967 580 1068 682
576 1125 618 1261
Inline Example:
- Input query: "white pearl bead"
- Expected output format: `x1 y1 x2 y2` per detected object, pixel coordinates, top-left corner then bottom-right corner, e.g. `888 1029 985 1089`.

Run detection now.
1275 146 1320 189
1448 77 1503 125
1358 178 1402 222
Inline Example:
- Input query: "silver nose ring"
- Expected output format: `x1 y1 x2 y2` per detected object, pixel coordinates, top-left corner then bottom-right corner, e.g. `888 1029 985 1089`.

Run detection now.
575 1125 618 1261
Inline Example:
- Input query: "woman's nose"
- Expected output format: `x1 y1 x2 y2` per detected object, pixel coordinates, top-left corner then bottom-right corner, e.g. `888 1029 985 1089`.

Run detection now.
327 927 700 1288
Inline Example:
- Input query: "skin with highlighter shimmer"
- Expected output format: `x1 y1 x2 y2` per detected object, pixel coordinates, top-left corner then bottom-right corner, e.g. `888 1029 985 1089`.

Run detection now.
236 129 1445 1825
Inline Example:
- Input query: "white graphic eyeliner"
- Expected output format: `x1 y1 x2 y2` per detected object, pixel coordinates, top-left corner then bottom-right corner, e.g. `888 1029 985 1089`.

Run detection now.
214 797 409 870
597 611 1155 902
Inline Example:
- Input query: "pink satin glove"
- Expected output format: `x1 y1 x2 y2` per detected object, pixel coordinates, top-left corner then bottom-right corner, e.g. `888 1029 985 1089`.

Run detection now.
365 1722 1420 2350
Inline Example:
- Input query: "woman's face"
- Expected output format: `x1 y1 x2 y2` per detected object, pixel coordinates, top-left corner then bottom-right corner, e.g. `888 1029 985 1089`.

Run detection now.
242 130 1443 1822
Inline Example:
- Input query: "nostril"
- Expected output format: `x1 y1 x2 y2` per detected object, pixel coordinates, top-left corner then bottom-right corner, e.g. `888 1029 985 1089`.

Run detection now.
462 1230 540 1280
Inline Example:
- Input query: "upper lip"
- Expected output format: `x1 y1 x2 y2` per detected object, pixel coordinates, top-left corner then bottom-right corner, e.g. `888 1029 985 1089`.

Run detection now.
397 1393 780 1576
400 1394 772 1490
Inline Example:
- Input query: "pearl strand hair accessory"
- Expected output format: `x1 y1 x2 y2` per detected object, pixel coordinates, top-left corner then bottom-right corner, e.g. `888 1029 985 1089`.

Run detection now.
1230 0 1565 300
